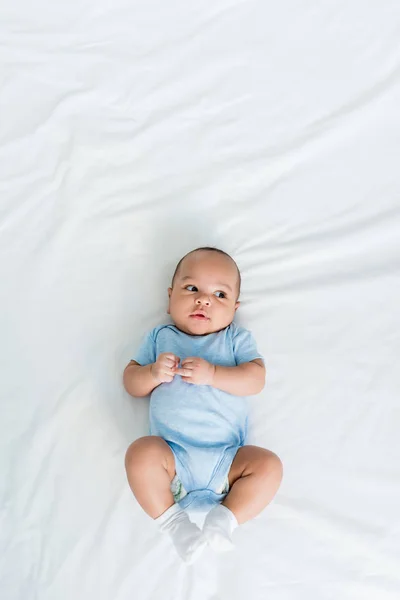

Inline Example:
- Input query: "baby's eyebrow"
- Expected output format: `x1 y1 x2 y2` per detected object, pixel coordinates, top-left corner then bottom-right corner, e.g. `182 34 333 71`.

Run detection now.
215 281 233 292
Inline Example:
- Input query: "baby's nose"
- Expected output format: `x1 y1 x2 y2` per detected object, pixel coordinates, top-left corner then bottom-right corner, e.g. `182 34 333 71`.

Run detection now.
196 295 211 306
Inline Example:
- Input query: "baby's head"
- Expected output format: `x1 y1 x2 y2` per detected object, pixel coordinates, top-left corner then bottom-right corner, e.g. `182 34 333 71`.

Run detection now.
168 247 241 335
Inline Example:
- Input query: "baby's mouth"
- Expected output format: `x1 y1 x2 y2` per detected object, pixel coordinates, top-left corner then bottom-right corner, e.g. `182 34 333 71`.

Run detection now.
190 312 209 320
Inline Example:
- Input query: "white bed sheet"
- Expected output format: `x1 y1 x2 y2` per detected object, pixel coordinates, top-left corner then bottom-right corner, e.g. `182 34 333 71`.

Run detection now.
1 1 400 599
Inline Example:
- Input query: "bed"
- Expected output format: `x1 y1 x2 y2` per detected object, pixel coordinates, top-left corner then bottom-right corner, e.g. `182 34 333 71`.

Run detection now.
1 1 400 598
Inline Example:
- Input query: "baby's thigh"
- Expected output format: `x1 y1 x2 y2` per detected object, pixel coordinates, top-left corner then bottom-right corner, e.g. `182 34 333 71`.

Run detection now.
227 445 282 487
125 436 176 479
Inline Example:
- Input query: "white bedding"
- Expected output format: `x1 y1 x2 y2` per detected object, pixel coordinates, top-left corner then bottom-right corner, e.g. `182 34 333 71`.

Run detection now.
1 1 400 598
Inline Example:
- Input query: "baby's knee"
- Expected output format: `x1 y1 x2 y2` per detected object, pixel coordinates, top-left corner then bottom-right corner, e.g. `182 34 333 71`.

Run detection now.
125 436 168 469
260 450 283 480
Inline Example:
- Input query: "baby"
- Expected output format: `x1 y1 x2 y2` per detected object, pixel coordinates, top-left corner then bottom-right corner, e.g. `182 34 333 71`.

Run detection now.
124 247 283 563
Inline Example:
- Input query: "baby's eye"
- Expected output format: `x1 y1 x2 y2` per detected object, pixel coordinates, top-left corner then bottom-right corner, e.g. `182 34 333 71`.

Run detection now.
214 291 226 298
185 285 198 292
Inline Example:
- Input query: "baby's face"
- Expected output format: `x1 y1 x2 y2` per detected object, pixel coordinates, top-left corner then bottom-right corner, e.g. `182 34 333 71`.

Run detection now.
168 251 240 336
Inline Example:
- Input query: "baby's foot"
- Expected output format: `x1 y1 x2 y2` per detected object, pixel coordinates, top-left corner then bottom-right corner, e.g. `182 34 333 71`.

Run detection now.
156 504 207 564
202 504 238 552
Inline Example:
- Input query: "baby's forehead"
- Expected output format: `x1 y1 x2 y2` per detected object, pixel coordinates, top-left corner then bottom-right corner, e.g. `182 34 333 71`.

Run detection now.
177 252 240 289
179 253 235 276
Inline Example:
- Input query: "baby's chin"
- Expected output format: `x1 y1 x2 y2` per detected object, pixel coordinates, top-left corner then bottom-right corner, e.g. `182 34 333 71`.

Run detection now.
171 317 232 336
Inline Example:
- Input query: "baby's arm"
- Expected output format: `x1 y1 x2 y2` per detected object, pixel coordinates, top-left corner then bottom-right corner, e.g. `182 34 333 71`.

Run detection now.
213 359 265 396
123 353 180 397
176 357 265 396
123 361 158 397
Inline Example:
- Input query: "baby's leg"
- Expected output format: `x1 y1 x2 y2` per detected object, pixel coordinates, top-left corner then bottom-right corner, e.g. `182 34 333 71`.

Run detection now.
125 436 176 518
125 436 206 563
223 445 283 524
203 446 282 551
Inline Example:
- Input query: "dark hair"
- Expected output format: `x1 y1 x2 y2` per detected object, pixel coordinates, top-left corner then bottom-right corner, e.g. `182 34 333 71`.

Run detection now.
171 246 241 296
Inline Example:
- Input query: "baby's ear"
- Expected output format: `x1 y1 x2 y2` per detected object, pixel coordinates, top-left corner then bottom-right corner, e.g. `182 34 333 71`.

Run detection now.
235 301 240 311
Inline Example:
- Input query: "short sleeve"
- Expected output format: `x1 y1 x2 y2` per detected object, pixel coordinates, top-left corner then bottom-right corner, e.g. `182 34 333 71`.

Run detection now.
132 329 157 366
232 325 264 365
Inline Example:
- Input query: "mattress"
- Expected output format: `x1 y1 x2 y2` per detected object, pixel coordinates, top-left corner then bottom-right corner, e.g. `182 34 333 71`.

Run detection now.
1 1 400 598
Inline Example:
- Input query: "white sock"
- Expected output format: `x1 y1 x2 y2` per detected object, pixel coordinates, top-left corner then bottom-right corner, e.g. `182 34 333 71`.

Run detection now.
202 504 238 552
155 504 206 564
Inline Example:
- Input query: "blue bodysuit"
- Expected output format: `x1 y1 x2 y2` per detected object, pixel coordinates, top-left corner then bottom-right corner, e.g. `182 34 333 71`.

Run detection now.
133 322 263 511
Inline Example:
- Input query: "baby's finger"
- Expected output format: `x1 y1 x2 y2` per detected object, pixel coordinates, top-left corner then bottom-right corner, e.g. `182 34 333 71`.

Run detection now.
181 358 194 366
163 352 177 361
175 367 192 377
162 357 176 367
161 367 175 377
169 357 180 370
181 376 195 384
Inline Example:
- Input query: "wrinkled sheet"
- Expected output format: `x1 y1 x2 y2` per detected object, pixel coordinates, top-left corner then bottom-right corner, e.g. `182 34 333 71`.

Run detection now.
1 1 400 599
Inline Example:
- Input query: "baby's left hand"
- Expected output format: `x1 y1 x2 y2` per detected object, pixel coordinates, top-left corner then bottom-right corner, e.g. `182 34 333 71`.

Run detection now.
175 357 216 386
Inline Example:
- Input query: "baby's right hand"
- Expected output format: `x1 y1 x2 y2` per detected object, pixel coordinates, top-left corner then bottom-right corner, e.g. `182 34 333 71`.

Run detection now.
151 352 180 383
